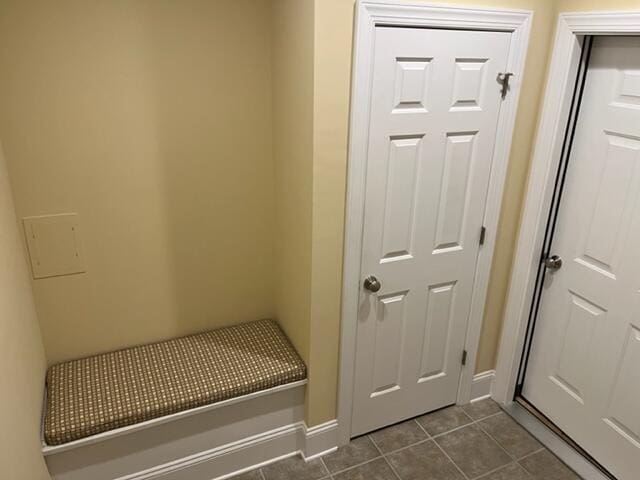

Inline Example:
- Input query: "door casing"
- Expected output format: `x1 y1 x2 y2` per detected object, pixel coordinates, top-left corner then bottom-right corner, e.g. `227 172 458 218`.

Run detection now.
338 0 532 445
494 10 640 407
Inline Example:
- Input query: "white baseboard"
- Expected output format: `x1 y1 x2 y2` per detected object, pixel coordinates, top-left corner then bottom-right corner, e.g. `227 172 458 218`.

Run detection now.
470 370 495 402
123 424 300 480
122 420 339 480
302 420 339 460
44 382 339 480
43 382 338 480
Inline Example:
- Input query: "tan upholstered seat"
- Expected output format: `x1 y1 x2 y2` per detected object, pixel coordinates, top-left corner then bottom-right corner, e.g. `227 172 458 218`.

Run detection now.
44 319 306 445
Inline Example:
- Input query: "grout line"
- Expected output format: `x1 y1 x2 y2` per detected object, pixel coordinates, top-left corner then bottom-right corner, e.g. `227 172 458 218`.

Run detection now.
472 410 505 423
357 408 505 460
432 437 471 480
319 455 334 479
511 459 537 480
367 433 384 456
320 457 340 480
323 403 552 480
429 410 504 440
381 455 403 480
456 408 476 425
324 455 382 477
519 464 536 479
516 447 546 462
465 413 521 477
472 462 522 480
426 407 515 480
419 409 505 480
450 409 547 480
362 419 433 460
429 421 474 439
475 419 518 462
413 418 432 439
476 413 548 466
368 434 403 480
472 463 511 480
378 437 433 457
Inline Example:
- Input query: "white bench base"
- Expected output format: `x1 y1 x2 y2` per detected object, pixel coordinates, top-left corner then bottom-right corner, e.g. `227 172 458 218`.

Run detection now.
43 381 338 480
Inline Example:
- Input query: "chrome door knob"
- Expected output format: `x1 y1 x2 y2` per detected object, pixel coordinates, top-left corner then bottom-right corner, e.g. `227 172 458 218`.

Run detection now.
544 254 563 271
363 275 381 292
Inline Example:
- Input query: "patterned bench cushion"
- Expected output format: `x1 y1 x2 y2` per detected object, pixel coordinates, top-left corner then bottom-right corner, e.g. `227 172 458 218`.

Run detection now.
44 319 306 445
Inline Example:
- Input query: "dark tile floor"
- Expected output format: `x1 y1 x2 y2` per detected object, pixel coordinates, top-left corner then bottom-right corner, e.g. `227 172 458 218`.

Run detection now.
232 399 582 480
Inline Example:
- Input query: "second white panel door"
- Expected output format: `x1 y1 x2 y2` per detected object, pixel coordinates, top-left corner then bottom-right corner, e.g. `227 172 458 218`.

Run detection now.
352 26 510 435
522 37 640 480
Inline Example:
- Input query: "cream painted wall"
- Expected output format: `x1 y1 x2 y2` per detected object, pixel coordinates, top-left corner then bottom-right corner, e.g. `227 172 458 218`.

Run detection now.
2 0 635 435
305 0 559 424
306 0 356 427
271 0 315 364
556 0 640 11
0 142 50 479
0 1 275 364
478 0 640 373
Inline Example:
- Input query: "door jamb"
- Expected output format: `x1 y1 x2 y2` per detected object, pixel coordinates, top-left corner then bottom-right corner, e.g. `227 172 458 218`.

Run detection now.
338 0 532 445
494 10 640 406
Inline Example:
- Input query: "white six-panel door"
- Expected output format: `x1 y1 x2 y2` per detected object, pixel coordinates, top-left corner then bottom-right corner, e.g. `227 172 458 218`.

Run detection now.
523 36 640 480
352 26 510 435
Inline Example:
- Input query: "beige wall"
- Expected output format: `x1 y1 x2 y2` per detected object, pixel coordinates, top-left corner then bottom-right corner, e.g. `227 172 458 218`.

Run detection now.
0 142 50 479
3 0 637 435
0 0 561 427
305 0 356 426
556 0 640 10
473 0 558 372
478 0 640 371
0 0 275 364
271 0 315 365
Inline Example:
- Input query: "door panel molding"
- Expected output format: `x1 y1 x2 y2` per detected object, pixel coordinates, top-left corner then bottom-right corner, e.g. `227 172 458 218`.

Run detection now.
338 0 532 445
494 10 640 410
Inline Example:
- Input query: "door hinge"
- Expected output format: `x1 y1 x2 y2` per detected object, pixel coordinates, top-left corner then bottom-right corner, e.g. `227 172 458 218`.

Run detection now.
461 349 468 366
479 226 486 246
498 72 514 99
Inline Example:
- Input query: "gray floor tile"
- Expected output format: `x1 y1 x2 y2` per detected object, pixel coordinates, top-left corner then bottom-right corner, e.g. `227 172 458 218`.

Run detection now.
230 470 263 480
417 406 472 436
369 420 428 453
261 455 328 480
479 462 531 480
386 439 465 480
519 449 581 480
479 412 542 459
435 424 511 478
332 458 398 480
461 398 502 420
322 435 380 473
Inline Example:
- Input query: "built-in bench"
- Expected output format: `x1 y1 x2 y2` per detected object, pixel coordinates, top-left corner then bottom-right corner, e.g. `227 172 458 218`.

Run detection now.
45 319 307 446
41 319 336 480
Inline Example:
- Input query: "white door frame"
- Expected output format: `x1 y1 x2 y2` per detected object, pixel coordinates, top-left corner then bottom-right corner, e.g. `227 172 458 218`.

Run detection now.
494 10 640 406
338 0 532 444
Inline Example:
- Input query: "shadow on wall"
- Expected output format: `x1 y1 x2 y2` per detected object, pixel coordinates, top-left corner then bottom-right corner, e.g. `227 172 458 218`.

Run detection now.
0 0 276 363
0 141 50 479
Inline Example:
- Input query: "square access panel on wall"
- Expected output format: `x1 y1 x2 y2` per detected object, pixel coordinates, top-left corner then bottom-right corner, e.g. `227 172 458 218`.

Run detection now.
23 213 86 279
